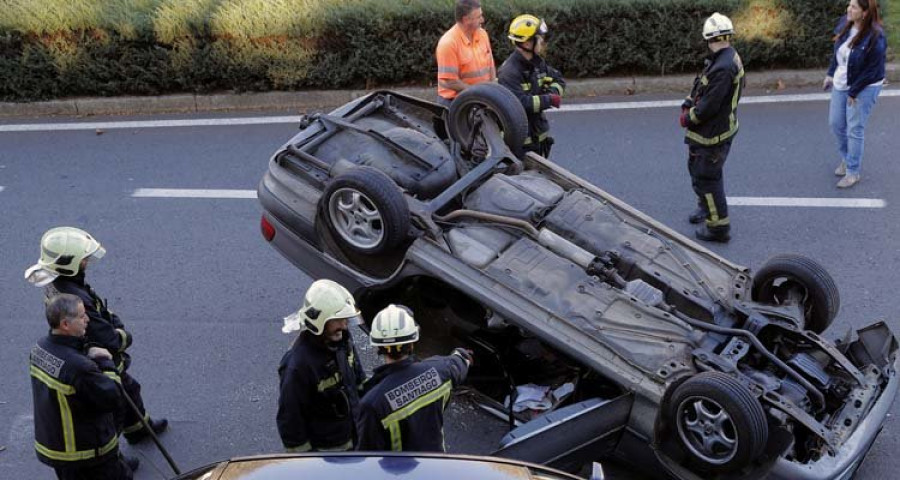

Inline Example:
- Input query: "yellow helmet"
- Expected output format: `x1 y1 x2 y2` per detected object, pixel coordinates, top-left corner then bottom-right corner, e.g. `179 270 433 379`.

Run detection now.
508 14 548 44
702 12 734 40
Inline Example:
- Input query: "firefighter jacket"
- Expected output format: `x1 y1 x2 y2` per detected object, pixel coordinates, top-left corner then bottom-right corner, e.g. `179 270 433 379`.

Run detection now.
356 353 469 452
684 46 745 147
277 330 366 451
47 274 133 373
30 334 122 468
498 49 566 148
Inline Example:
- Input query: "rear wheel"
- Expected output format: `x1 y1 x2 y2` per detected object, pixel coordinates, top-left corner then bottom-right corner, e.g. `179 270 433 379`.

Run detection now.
448 83 528 158
751 254 840 333
320 166 409 255
668 372 768 473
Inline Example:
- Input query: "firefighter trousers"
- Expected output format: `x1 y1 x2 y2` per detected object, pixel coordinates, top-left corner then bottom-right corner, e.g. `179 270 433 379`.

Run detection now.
688 141 732 226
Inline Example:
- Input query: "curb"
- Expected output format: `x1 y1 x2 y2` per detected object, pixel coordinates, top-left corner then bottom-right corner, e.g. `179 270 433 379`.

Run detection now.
1 64 897 118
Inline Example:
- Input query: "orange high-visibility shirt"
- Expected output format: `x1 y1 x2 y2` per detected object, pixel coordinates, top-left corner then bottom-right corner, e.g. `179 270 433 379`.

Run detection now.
436 24 495 100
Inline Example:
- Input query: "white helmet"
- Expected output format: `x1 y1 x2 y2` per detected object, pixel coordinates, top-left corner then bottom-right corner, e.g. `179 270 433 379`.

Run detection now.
283 279 360 335
25 227 106 287
702 13 734 41
370 304 419 348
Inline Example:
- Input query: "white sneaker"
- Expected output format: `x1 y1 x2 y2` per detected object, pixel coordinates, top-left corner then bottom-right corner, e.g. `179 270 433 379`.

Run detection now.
836 173 860 188
834 161 847 176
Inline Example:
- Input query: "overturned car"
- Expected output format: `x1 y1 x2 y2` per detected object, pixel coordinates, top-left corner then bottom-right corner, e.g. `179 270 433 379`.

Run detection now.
257 84 898 480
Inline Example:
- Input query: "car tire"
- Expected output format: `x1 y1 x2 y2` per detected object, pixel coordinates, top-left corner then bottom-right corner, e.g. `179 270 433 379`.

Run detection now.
668 372 768 473
751 254 840 334
320 166 409 255
448 83 529 159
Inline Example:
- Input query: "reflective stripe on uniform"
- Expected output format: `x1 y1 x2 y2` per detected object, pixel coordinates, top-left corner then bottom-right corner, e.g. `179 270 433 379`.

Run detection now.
707 217 730 227
30 366 75 395
523 131 550 145
35 435 118 462
116 330 128 352
704 193 720 222
317 372 340 392
550 82 564 96
437 66 458 74
123 414 150 434
284 442 312 453
103 371 121 383
520 82 531 91
532 96 541 113
380 380 453 451
460 67 492 79
57 392 76 452
316 439 353 452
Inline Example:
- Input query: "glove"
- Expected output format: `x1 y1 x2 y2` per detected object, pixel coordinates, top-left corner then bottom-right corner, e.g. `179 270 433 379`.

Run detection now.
549 94 561 109
679 110 689 128
452 347 475 366
681 97 694 110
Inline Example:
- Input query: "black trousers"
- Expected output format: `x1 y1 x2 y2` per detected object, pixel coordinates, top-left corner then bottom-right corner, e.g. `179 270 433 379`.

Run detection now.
687 141 732 226
524 137 554 158
54 455 133 480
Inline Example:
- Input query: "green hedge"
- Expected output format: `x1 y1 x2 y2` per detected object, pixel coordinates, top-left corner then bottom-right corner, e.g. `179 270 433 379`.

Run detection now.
0 0 848 102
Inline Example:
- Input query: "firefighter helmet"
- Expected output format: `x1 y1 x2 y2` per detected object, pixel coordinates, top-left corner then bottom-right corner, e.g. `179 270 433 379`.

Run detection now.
702 13 734 41
508 14 548 44
370 304 419 348
292 279 360 335
25 227 106 286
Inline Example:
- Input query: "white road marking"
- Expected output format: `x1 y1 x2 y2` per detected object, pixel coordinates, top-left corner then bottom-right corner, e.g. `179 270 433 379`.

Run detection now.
1 89 897 132
728 196 886 208
129 188 885 209
132 188 257 199
555 89 900 112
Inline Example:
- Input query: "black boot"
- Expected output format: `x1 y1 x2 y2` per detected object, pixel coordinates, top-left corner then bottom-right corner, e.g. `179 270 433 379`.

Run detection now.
695 224 731 243
688 207 706 224
124 418 169 445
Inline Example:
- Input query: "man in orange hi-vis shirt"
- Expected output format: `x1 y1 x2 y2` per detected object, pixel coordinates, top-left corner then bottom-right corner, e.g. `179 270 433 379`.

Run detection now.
436 0 496 105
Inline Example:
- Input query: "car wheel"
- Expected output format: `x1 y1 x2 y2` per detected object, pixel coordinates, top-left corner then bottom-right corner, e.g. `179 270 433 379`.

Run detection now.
448 83 529 159
668 372 768 473
320 166 409 255
751 254 840 334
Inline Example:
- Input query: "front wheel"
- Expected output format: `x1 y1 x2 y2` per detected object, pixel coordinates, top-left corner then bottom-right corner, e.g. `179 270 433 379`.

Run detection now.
667 372 768 473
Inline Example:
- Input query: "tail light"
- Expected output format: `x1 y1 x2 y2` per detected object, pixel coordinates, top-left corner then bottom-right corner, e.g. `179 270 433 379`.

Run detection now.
260 215 276 242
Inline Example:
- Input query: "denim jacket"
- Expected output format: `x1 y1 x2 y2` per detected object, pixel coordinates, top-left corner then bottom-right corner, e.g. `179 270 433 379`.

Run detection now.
827 16 887 98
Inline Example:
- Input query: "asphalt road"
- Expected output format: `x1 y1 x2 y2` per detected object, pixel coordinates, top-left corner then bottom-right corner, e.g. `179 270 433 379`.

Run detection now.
1 87 899 479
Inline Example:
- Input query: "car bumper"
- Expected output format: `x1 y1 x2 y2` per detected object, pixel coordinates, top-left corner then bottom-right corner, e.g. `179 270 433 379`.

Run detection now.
768 354 899 480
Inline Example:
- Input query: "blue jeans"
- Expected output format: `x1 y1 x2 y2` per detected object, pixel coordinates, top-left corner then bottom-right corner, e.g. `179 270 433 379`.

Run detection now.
828 85 882 175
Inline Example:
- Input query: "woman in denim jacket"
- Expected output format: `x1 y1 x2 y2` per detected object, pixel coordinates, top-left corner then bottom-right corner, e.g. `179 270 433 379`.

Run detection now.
823 0 887 188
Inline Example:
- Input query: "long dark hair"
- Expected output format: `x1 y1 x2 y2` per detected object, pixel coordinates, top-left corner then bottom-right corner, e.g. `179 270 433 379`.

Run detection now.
834 0 882 48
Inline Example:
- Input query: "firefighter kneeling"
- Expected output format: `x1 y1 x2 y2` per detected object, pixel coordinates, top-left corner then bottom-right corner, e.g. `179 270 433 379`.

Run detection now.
356 305 472 452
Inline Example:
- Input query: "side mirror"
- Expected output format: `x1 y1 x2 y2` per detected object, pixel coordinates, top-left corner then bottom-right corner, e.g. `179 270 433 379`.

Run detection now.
590 462 605 480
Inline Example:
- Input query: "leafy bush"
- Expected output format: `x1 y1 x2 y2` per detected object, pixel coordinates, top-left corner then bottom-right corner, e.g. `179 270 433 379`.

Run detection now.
0 0 847 101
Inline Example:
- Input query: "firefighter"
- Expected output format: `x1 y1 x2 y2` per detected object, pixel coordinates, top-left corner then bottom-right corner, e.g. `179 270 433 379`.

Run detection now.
356 304 472 452
680 13 745 243
277 279 367 452
24 227 168 444
31 294 136 479
498 14 566 158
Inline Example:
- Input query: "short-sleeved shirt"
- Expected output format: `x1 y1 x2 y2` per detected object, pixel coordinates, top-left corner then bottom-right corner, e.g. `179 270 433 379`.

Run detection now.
436 24 495 100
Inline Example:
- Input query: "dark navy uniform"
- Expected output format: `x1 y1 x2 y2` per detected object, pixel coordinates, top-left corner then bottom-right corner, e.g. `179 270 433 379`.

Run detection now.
356 354 469 452
277 330 366 451
498 49 566 157
684 46 745 230
30 334 132 480
46 275 148 437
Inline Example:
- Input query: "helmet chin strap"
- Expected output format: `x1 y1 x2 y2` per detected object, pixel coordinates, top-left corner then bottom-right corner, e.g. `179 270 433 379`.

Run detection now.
516 39 536 55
